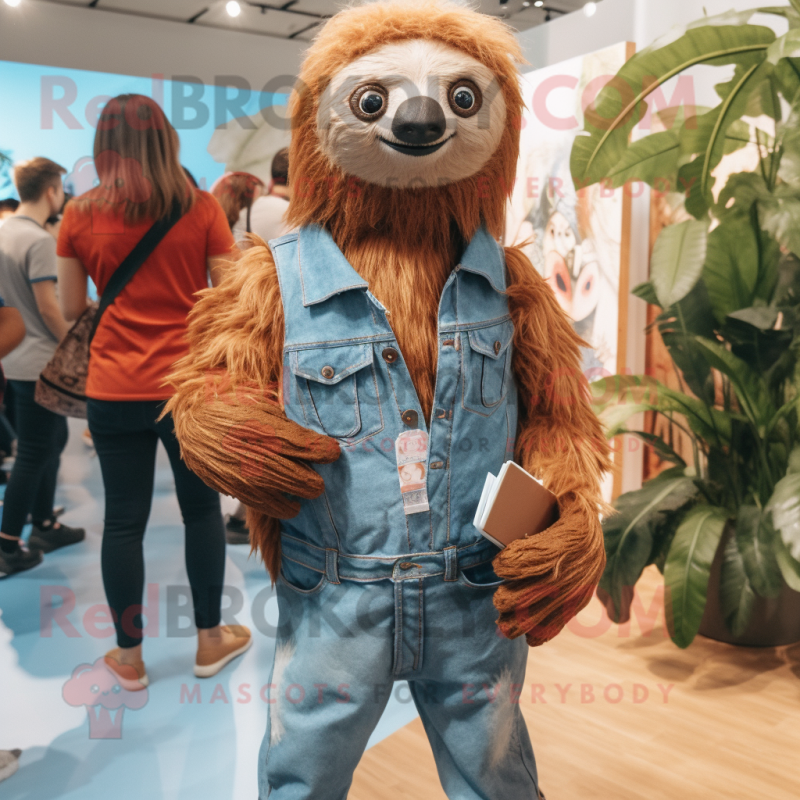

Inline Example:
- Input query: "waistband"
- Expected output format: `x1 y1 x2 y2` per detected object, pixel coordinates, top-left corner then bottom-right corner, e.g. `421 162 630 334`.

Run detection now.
280 533 499 584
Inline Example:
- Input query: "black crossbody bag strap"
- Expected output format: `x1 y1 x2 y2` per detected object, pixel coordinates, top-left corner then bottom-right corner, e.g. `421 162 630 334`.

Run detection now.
89 199 184 343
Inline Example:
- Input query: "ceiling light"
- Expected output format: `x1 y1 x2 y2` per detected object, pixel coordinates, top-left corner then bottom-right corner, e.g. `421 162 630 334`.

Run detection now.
522 0 530 6
4 0 23 7
584 2 597 16
534 1 544 6
226 0 241 17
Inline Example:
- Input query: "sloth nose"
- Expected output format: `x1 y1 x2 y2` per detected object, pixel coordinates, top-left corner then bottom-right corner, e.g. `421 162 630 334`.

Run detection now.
392 96 446 145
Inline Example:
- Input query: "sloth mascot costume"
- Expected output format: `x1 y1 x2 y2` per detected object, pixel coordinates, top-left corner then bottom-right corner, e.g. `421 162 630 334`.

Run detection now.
167 1 610 796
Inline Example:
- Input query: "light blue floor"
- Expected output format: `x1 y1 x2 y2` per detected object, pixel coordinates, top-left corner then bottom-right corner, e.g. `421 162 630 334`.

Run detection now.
0 420 419 799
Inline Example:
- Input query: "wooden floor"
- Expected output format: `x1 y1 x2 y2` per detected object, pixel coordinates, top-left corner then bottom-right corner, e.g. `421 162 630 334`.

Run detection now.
351 566 800 799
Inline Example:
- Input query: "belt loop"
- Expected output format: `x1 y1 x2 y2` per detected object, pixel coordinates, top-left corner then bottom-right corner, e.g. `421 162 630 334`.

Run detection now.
444 545 458 582
325 548 340 584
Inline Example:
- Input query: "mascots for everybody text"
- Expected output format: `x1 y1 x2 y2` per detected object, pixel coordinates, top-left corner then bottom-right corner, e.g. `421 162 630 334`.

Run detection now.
167 2 610 797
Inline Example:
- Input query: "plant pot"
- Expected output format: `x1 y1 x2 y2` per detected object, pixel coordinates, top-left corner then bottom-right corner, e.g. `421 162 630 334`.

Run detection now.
699 525 800 647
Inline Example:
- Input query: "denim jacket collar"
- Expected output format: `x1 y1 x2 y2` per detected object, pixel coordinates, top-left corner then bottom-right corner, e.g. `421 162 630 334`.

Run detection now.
297 222 505 307
457 224 507 294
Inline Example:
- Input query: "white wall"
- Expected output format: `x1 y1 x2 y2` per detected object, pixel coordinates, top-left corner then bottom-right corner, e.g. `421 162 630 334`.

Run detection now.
0 0 304 89
517 0 784 70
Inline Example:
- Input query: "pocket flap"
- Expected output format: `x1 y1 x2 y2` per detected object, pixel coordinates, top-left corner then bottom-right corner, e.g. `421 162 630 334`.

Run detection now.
468 320 514 360
291 344 373 385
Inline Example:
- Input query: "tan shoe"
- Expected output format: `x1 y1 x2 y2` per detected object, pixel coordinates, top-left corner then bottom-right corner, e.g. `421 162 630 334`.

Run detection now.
194 625 252 678
104 648 149 692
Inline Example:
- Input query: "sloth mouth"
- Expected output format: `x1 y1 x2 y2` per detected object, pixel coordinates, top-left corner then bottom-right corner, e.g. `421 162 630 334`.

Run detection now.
378 134 455 156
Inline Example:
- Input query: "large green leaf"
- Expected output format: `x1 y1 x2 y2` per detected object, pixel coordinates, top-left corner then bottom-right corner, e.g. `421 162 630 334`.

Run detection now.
714 172 769 220
767 27 800 63
664 505 729 648
650 220 709 308
591 374 735 443
692 337 775 426
774 535 800 591
600 475 698 622
701 219 759 323
766 471 800 560
724 307 794 375
656 281 718 402
735 504 783 597
606 128 681 189
680 59 772 205
772 253 800 305
626 430 688 467
571 25 776 188
719 531 756 636
759 194 800 257
632 280 660 306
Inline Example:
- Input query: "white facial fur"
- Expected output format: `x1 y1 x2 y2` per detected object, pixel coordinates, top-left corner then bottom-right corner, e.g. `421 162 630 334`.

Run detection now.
316 39 507 188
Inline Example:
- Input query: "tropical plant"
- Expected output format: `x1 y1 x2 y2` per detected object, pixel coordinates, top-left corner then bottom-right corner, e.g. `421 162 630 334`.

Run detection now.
570 5 800 647
0 149 12 195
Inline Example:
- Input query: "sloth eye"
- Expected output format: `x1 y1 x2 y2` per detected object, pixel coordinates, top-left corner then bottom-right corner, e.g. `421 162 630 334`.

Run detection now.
448 79 482 118
360 92 384 115
350 84 388 122
453 87 475 110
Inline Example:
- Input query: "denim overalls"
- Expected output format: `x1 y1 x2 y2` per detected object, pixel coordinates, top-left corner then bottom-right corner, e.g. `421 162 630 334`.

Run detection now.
258 223 540 799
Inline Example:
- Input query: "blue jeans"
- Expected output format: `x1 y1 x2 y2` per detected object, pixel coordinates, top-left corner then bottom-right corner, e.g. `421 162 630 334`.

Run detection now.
258 556 539 799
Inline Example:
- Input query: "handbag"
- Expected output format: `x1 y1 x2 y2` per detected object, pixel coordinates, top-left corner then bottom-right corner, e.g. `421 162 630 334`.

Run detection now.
35 201 184 418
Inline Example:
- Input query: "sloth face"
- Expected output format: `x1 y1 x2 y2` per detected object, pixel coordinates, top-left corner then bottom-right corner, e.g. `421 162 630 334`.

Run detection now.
316 39 507 188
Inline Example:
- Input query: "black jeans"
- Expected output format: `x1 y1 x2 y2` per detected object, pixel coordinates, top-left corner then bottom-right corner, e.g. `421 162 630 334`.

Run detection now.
87 399 225 649
0 380 68 539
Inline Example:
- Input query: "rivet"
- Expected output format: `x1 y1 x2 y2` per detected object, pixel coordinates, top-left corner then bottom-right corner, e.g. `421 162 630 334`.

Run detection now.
399 562 419 570
430 461 444 469
321 366 335 379
401 409 418 427
494 340 501 355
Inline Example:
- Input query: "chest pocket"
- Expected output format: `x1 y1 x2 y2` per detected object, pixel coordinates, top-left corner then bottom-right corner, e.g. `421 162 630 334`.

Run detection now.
290 344 384 442
461 320 514 416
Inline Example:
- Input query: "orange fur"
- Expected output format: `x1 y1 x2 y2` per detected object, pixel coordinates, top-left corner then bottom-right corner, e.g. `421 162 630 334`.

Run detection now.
495 246 612 645
167 0 610 644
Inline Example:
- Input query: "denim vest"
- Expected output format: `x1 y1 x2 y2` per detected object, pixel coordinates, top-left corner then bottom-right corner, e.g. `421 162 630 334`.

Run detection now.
270 224 518 580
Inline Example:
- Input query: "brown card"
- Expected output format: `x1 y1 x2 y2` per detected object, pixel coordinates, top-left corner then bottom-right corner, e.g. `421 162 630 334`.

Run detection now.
481 462 559 548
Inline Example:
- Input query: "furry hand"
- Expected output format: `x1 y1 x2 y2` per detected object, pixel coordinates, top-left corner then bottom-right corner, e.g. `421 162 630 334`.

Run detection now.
491 495 605 647
175 393 340 518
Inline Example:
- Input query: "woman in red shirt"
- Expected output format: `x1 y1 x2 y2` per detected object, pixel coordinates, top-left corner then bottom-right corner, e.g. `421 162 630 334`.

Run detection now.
57 94 251 689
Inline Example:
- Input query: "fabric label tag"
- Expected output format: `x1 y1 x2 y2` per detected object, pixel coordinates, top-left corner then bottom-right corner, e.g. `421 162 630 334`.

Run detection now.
396 429 430 515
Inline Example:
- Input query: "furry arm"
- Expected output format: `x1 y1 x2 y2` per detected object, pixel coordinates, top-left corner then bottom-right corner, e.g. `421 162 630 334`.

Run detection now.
164 243 340 558
492 245 612 647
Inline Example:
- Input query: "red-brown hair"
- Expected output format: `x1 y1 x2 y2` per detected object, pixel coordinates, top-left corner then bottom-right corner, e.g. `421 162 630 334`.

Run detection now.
81 93 193 222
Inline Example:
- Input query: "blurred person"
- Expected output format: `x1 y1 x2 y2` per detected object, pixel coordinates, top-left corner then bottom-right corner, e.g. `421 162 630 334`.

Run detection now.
0 157 84 578
43 191 71 241
211 171 265 244
57 94 250 688
0 198 19 221
232 147 291 244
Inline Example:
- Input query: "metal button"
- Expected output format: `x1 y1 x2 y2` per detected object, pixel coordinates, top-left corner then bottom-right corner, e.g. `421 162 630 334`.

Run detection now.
494 340 502 355
430 461 444 469
401 409 418 427
382 347 399 364
321 366 335 379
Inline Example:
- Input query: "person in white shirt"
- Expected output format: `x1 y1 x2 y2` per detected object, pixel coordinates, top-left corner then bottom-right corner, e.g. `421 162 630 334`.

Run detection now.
232 147 292 246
